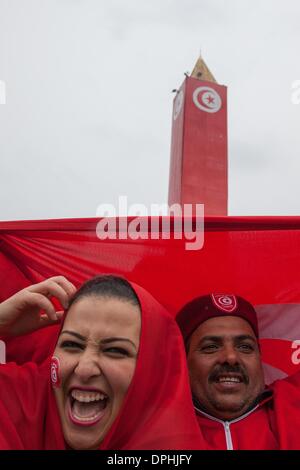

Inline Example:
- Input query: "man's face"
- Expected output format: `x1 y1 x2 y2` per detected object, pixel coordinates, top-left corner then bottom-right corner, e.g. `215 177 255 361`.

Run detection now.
187 316 265 421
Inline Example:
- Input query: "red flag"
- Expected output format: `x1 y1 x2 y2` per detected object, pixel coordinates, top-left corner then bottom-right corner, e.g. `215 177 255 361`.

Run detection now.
1 216 300 382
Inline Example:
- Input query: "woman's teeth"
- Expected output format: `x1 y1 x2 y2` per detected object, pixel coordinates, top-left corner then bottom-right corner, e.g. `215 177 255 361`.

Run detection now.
71 389 107 402
69 389 108 425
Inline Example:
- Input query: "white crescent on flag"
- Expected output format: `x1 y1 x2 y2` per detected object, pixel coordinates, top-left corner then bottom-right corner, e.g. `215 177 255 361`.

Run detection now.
193 86 222 113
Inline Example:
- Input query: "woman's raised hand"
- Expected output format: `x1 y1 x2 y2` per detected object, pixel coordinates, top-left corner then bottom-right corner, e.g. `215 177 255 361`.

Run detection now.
0 276 76 337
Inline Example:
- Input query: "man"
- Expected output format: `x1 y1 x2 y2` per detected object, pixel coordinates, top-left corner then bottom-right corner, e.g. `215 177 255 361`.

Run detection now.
176 294 300 450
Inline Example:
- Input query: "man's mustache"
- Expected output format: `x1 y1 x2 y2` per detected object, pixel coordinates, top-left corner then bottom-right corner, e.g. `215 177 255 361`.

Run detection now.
209 364 249 384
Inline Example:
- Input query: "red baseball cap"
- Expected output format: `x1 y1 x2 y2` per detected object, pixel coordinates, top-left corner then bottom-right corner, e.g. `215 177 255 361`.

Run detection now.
176 293 259 342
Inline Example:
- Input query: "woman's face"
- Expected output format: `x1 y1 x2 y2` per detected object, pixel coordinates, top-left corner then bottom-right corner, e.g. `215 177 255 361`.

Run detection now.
52 295 141 450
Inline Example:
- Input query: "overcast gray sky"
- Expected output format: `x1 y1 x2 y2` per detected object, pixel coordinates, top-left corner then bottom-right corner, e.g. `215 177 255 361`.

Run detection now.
1 0 300 220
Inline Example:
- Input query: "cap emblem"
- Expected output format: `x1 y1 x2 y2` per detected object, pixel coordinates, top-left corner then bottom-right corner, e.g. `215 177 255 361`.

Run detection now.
211 294 237 313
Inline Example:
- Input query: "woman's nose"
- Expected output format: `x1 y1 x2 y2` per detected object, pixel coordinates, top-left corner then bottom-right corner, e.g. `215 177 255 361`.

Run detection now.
74 352 102 381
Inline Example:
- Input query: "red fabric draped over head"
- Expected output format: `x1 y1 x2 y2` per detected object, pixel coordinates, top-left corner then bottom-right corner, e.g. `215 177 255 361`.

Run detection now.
0 277 204 450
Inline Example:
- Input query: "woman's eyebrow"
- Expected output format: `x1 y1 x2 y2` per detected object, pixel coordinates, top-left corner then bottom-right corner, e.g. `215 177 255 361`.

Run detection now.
60 332 137 350
101 337 137 350
60 330 86 341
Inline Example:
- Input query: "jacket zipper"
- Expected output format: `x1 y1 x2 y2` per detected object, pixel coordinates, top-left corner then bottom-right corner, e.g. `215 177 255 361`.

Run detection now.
195 404 260 450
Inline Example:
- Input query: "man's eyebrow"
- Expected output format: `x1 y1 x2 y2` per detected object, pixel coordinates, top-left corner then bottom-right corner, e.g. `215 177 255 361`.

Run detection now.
60 331 137 350
234 335 256 343
199 336 222 343
199 334 256 343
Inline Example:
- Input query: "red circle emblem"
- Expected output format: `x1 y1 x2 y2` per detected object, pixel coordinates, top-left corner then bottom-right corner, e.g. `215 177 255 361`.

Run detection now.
50 356 61 388
211 294 238 313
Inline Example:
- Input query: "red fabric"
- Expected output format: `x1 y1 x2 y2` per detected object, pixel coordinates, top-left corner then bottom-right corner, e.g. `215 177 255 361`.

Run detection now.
1 216 300 382
196 371 300 450
0 361 63 449
270 370 300 449
0 280 204 450
2 216 300 449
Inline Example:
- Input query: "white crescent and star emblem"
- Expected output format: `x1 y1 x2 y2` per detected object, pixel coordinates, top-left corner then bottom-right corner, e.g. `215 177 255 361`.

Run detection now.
51 365 57 382
51 356 61 387
211 294 238 313
192 86 222 114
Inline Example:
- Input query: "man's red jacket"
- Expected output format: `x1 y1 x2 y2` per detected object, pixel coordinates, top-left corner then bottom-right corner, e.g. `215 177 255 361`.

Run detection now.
196 372 300 450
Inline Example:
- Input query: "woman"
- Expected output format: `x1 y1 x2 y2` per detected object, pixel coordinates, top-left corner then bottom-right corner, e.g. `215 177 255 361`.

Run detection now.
0 275 203 450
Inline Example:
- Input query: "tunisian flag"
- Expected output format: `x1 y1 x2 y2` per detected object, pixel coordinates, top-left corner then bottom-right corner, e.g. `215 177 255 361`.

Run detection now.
1 216 300 383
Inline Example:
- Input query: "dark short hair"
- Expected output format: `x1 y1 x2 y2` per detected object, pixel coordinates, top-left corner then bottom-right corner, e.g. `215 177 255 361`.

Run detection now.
68 274 140 309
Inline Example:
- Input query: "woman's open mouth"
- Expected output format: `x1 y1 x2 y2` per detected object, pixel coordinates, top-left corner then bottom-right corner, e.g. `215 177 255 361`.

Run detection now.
67 388 109 427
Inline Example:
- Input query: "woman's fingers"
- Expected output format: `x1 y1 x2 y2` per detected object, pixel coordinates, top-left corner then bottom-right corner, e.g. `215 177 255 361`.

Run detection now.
38 310 64 329
0 277 76 337
25 292 58 321
27 276 76 309
52 276 77 298
55 310 65 320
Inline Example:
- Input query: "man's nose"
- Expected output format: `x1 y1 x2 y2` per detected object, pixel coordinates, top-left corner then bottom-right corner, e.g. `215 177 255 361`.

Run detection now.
74 351 102 381
219 345 239 365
